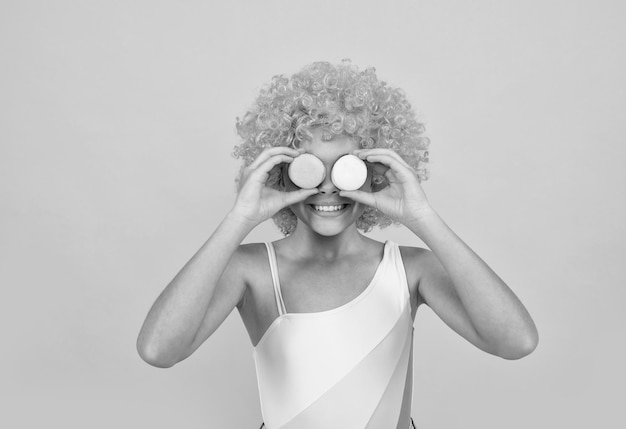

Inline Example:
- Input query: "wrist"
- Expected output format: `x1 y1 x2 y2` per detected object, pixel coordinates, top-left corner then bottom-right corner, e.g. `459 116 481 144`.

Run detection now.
224 209 259 232
404 205 441 232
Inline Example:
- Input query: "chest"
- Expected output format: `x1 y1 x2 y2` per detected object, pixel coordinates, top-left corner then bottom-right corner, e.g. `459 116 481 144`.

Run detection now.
240 253 383 347
239 243 420 347
277 257 381 313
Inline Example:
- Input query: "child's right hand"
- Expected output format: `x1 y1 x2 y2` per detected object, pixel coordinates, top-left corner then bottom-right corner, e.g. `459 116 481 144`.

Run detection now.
230 146 319 227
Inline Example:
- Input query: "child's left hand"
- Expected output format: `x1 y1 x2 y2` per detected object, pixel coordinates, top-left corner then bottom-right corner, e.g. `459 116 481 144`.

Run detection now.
339 148 433 225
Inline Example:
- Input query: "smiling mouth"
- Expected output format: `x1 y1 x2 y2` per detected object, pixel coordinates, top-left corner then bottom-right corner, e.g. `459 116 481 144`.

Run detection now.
308 204 350 213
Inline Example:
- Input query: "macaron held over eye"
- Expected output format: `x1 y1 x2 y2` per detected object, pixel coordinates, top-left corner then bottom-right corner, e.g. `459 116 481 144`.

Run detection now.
331 154 368 191
288 153 368 191
287 154 326 189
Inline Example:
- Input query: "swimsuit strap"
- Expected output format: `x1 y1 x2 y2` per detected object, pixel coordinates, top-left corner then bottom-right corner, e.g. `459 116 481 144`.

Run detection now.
264 242 287 316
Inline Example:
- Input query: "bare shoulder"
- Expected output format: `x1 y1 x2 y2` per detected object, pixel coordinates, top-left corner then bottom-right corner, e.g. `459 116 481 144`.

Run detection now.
233 241 267 261
229 242 269 269
397 244 432 278
398 244 433 309
229 242 270 309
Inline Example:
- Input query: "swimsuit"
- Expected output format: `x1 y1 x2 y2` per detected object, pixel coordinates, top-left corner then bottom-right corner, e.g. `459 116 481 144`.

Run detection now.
253 240 416 429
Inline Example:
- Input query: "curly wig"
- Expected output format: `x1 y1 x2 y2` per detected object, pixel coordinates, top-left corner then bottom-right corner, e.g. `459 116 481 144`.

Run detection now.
232 59 430 236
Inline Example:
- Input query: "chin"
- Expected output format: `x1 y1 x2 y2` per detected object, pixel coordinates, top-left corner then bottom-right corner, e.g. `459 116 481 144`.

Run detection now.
308 222 350 237
292 202 364 237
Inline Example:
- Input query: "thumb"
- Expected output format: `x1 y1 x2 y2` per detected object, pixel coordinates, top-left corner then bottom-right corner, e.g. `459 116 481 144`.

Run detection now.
339 190 377 208
282 188 319 206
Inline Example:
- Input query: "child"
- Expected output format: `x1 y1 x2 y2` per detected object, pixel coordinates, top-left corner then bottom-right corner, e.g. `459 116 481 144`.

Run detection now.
137 60 538 429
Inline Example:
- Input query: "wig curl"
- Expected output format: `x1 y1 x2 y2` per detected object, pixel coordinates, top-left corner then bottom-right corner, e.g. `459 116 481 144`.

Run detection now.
232 59 430 236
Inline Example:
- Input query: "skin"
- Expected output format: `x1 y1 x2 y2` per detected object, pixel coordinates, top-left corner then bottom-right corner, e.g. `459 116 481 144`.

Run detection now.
137 130 539 368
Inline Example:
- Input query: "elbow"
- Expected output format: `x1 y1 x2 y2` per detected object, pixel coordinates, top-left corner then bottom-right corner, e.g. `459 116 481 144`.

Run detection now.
136 338 177 368
497 328 539 360
138 352 176 368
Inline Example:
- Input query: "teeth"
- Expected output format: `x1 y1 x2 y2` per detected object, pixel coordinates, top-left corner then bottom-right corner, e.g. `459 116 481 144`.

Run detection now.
313 204 345 212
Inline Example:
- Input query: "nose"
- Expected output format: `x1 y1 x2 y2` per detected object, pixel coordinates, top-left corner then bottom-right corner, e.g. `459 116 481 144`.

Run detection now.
318 166 339 194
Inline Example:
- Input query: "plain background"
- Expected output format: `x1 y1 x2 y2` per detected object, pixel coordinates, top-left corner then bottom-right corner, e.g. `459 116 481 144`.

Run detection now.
2 0 624 428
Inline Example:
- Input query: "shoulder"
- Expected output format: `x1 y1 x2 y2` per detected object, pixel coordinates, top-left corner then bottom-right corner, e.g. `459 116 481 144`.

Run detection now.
397 244 440 283
230 242 270 276
397 243 431 268
234 241 268 258
224 242 270 309
397 244 434 308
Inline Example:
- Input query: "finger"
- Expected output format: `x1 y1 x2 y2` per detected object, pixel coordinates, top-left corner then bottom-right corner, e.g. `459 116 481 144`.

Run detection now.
354 147 404 159
338 189 377 208
249 154 296 183
358 153 414 179
354 148 411 169
248 146 304 171
281 188 320 206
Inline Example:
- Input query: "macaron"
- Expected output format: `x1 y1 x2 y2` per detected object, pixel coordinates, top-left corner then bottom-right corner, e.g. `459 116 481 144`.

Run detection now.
288 153 326 189
331 154 367 191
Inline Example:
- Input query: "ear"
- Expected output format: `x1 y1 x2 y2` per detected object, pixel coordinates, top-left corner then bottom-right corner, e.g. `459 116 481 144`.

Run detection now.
367 161 390 192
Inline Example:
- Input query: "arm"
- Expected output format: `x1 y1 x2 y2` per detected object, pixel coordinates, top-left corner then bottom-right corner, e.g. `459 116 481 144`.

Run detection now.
342 148 538 360
136 146 318 368
136 214 253 368
406 210 538 359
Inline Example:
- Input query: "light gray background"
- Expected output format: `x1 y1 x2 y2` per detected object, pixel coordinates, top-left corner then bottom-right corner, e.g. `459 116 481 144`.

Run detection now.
2 1 624 428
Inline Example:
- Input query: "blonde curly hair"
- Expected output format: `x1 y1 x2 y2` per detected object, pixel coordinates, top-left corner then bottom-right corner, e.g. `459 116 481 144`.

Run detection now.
232 59 430 235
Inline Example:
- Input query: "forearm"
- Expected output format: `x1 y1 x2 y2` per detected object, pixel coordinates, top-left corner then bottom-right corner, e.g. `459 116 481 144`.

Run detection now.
137 212 254 365
406 208 538 357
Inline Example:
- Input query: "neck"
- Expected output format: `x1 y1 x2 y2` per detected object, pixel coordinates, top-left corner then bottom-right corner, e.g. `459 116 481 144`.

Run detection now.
283 223 367 260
